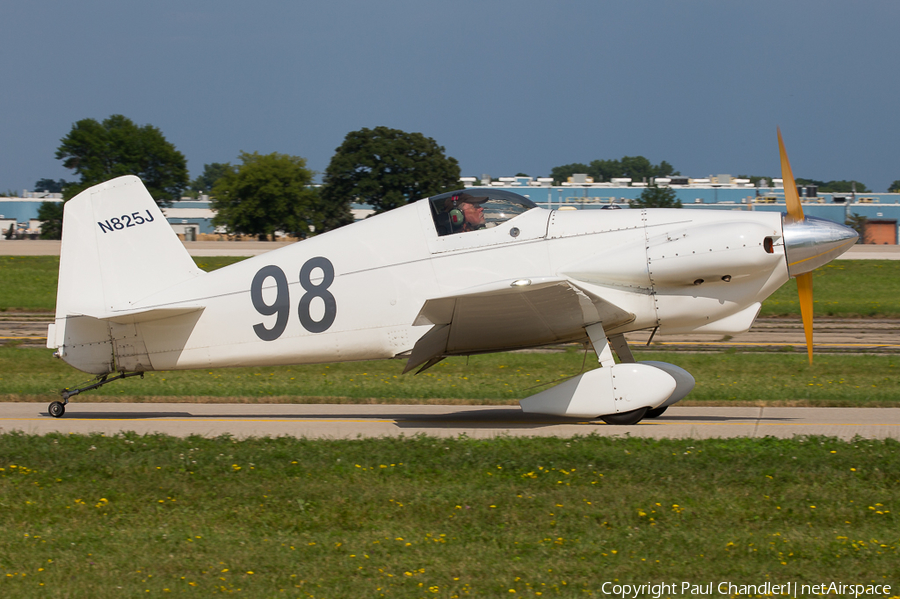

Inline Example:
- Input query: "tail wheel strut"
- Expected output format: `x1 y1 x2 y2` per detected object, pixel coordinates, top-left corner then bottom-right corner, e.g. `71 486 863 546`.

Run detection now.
49 371 144 418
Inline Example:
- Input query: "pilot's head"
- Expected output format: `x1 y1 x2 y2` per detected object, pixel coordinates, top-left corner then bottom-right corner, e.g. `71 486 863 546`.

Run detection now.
445 193 487 229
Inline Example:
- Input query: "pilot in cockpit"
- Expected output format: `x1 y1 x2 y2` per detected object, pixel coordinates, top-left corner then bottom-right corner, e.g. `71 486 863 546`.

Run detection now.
444 192 488 233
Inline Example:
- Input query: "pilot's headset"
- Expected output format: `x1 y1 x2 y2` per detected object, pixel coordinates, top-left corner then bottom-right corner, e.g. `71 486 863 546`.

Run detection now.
448 195 466 229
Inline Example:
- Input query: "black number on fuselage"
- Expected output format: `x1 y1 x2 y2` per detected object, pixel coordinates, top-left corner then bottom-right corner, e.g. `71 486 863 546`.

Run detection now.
250 265 290 341
250 257 337 340
298 257 337 334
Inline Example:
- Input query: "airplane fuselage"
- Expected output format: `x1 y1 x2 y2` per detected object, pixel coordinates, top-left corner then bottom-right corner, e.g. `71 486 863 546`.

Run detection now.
77 200 787 374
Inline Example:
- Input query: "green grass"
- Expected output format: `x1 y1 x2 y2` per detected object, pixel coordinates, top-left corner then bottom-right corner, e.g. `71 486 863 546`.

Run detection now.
0 256 62 312
3 256 900 317
0 256 247 312
188 256 249 273
759 260 900 317
0 433 897 597
3 347 900 406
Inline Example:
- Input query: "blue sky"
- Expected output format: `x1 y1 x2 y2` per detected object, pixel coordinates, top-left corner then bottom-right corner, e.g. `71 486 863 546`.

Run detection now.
3 1 898 193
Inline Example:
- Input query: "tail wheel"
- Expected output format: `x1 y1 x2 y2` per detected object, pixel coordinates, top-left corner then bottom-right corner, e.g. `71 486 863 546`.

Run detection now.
600 407 647 425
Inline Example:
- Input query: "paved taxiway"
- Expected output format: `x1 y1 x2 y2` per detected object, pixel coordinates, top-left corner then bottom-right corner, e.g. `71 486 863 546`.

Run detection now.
2 403 899 441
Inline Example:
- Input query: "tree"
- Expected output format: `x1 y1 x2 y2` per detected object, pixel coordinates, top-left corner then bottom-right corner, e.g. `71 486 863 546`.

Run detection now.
795 178 869 194
55 114 189 206
37 201 64 239
587 159 621 182
655 160 677 179
211 152 322 241
33 178 71 194
846 213 868 244
313 186 354 232
618 156 656 181
549 163 591 185
190 163 232 194
889 180 900 193
631 183 682 209
320 126 461 214
550 156 678 184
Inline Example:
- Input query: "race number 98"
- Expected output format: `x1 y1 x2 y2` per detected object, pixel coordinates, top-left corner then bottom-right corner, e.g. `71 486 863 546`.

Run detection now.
250 257 336 340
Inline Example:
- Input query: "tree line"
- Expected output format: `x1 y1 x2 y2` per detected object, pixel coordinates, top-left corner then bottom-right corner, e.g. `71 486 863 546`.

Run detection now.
550 157 678 185
31 114 896 239
35 117 461 240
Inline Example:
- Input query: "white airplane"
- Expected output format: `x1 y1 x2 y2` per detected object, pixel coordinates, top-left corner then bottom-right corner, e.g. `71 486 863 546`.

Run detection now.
46 132 858 423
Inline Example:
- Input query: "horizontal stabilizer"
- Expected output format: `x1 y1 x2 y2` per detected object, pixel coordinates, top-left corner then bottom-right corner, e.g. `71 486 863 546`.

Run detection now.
90 305 205 325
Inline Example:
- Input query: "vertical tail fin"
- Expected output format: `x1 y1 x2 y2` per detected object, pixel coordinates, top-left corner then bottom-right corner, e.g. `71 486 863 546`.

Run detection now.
49 176 204 373
57 175 203 315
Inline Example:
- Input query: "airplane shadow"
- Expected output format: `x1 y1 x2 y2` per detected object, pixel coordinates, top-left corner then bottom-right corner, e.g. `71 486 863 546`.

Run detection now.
47 411 195 419
49 407 798 429
392 408 593 430
51 408 582 429
391 410 796 430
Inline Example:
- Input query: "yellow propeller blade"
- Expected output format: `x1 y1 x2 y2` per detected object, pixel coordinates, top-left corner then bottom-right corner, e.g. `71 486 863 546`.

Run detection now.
796 272 814 364
778 127 805 223
779 128 814 363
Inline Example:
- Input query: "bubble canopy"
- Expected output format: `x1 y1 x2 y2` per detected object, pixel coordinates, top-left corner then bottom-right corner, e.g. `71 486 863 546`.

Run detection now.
428 188 538 235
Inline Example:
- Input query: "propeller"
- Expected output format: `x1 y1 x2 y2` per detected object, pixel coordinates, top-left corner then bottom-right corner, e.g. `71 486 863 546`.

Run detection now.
777 128 815 364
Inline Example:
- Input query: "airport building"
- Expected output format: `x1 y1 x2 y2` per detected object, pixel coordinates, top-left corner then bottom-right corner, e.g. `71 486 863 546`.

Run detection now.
3 176 900 244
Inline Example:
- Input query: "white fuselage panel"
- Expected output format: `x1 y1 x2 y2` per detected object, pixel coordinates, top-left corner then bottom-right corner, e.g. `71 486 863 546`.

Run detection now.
67 202 791 373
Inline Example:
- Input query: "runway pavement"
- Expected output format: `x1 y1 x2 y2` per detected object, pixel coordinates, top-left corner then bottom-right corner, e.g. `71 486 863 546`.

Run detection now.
2 403 899 441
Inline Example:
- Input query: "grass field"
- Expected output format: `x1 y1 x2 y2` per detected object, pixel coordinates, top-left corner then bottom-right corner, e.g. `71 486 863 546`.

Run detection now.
759 261 900 318
2 255 898 598
0 256 64 312
3 256 900 317
0 256 247 312
3 346 900 407
0 433 897 598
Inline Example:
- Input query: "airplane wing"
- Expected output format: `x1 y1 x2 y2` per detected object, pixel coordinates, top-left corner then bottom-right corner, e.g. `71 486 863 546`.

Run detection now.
403 277 634 373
